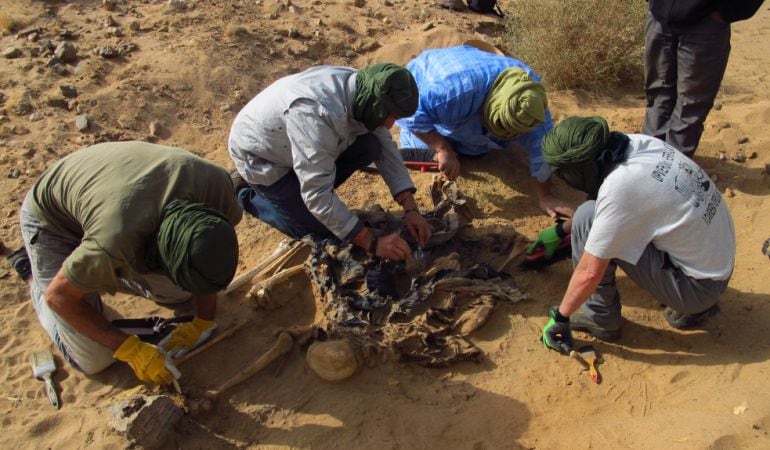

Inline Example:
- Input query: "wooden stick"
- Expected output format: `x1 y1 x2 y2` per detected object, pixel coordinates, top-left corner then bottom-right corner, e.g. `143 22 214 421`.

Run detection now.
222 240 296 295
205 331 294 400
175 321 247 365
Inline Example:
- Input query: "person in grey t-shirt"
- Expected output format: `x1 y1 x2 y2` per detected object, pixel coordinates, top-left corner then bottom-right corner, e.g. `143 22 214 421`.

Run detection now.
229 63 431 261
531 117 735 354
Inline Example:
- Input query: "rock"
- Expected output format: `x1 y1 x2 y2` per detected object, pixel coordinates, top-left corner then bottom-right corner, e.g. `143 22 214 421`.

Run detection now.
97 45 119 58
737 136 750 145
29 113 43 122
54 42 77 62
128 21 141 32
748 151 758 159
288 27 300 38
148 121 161 136
2 47 22 59
421 22 435 31
349 0 366 7
106 26 123 37
724 188 735 198
732 151 746 163
46 98 68 109
117 41 138 55
718 151 727 161
288 5 300 14
168 0 187 11
75 114 89 131
9 168 20 179
102 0 116 11
103 15 119 28
27 32 39 42
108 390 184 450
380 0 393 5
60 84 78 98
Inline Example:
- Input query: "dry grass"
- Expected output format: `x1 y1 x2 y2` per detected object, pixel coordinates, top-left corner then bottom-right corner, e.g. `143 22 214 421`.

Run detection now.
504 0 646 91
0 11 28 33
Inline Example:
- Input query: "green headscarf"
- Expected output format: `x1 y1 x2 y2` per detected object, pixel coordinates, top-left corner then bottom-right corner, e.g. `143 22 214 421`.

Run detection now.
541 116 609 196
147 200 239 294
482 68 548 139
354 63 419 131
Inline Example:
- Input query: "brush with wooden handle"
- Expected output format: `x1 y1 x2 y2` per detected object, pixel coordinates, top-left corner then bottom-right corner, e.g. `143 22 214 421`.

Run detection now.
29 348 60 410
578 345 601 384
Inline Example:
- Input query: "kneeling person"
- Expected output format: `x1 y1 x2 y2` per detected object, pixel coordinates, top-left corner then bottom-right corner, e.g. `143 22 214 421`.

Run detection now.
537 117 735 352
20 142 242 383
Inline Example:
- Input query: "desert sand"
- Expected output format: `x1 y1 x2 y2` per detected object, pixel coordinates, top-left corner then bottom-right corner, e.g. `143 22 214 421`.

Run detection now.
0 0 768 449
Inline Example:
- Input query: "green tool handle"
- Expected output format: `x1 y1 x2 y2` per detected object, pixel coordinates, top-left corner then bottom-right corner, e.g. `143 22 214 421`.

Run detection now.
43 374 60 410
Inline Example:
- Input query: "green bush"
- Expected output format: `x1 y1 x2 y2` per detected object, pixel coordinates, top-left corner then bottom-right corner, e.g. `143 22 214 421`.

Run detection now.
504 0 646 91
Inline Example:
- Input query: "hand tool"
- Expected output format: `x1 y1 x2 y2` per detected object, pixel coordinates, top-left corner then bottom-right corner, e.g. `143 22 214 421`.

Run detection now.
29 348 60 409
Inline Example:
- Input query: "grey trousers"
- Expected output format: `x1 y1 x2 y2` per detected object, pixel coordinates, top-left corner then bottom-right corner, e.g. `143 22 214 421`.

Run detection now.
20 193 190 374
642 11 731 156
571 201 729 328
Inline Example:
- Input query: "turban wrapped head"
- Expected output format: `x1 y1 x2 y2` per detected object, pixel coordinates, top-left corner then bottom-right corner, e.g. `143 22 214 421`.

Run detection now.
541 116 630 197
354 63 419 131
147 200 239 294
482 67 548 139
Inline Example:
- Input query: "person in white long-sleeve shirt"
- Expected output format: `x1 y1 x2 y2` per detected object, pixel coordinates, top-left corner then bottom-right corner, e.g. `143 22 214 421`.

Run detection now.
228 63 431 261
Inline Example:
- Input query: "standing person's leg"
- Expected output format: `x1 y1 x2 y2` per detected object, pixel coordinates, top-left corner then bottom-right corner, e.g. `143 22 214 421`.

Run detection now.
237 133 380 239
666 18 731 156
615 248 728 328
568 201 623 339
20 195 115 374
642 12 679 141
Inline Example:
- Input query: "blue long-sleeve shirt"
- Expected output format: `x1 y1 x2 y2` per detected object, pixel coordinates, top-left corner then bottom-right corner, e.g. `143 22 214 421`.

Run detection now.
396 45 553 182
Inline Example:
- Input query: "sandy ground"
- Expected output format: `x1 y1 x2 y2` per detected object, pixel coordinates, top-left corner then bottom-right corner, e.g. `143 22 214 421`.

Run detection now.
0 0 768 448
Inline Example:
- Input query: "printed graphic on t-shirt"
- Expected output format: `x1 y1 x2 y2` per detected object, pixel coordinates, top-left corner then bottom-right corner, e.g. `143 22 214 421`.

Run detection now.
650 144 721 225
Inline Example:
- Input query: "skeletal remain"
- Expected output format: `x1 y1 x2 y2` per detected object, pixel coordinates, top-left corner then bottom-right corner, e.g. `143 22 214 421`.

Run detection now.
223 239 297 295
205 331 294 402
306 340 359 381
248 264 306 308
174 321 247 365
496 234 530 273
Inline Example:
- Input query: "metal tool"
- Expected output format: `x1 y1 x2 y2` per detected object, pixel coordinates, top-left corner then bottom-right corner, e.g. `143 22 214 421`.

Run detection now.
29 348 60 409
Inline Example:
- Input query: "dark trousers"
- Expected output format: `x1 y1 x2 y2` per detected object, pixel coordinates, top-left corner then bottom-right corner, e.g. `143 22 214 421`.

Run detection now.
642 12 731 156
237 133 379 239
571 201 729 328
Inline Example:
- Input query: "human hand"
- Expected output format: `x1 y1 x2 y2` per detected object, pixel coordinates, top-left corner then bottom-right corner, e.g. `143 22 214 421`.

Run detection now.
541 306 573 355
526 225 567 259
114 335 178 385
538 194 574 218
404 210 432 247
375 233 414 262
159 316 216 358
437 148 460 181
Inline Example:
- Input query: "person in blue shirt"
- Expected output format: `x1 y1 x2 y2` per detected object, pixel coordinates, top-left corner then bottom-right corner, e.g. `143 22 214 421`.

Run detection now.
397 43 573 218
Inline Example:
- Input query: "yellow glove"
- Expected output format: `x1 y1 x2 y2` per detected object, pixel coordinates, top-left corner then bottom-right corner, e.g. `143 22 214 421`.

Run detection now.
159 317 216 358
114 335 177 385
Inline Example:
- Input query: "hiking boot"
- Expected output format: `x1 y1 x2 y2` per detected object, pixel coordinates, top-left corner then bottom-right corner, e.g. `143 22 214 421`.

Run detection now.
569 309 621 341
664 304 720 329
229 169 248 193
6 247 32 281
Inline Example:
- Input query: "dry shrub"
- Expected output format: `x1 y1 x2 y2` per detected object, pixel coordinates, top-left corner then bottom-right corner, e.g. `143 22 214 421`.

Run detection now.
504 0 646 91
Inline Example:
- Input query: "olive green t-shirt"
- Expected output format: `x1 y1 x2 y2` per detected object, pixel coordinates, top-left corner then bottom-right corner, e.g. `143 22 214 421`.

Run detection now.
29 141 243 293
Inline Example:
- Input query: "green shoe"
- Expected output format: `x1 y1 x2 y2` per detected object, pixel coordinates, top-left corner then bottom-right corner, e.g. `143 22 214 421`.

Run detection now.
569 309 621 341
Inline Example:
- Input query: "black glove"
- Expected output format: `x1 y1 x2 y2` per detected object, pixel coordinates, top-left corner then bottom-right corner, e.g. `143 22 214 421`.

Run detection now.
541 306 573 355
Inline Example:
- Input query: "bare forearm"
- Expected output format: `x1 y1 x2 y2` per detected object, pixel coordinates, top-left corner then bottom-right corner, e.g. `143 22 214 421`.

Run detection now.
48 293 127 350
394 191 418 212
413 130 454 154
557 253 609 317
535 178 552 201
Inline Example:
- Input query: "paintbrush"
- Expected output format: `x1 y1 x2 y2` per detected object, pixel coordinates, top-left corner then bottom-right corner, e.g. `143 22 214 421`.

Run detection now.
578 345 601 384
29 348 60 409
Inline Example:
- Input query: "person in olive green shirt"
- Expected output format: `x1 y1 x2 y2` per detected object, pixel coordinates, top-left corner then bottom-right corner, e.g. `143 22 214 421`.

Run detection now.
18 142 242 385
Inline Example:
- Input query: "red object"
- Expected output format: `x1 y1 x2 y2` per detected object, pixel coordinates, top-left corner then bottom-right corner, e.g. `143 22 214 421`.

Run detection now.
524 233 571 262
404 161 439 172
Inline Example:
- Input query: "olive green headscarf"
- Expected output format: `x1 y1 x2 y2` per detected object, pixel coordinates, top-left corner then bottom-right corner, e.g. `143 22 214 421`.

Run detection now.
354 63 419 131
541 116 610 196
147 200 239 294
482 68 548 139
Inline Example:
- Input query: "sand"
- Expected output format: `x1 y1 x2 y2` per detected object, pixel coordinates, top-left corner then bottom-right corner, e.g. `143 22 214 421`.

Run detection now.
0 1 768 448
